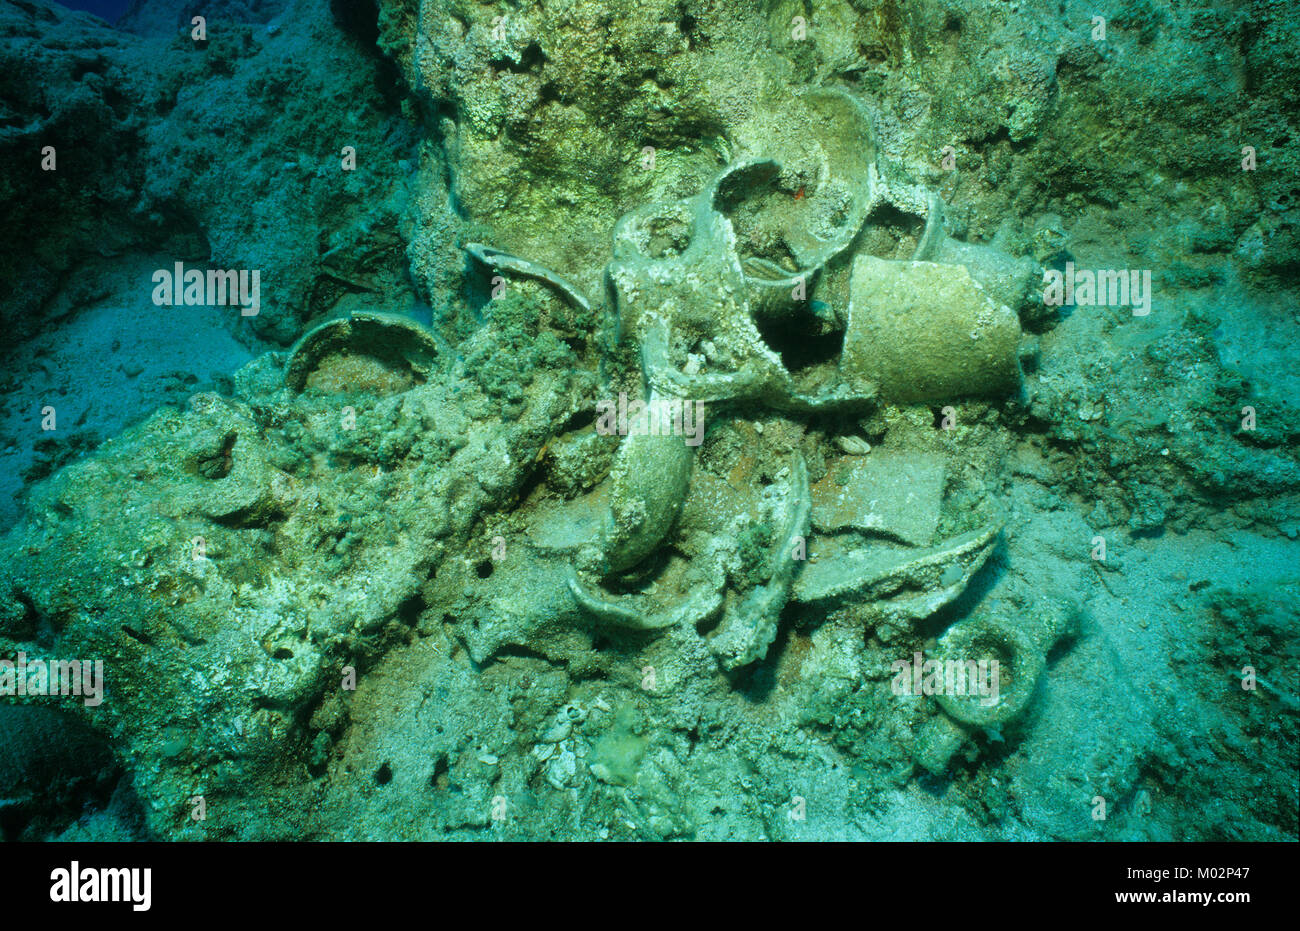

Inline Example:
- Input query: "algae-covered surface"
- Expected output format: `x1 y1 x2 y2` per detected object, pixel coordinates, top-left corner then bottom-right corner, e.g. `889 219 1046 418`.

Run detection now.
0 0 1295 842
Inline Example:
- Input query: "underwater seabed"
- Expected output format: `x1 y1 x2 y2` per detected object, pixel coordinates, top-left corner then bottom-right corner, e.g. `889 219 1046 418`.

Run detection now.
0 0 1296 842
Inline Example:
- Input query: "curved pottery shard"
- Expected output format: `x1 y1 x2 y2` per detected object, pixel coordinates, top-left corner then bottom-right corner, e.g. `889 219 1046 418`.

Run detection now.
793 520 1002 628
775 88 879 266
717 88 880 319
462 241 593 313
284 310 442 393
597 389 698 574
567 559 725 632
706 454 812 670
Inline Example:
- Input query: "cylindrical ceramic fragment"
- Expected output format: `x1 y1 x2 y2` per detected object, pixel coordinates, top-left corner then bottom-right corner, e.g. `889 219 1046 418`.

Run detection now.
840 255 1022 404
